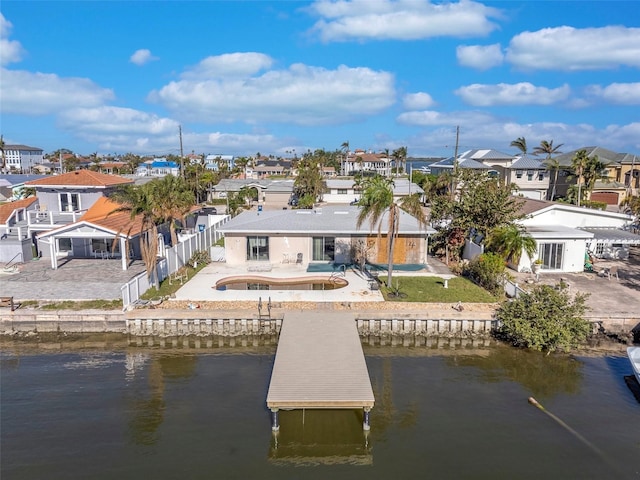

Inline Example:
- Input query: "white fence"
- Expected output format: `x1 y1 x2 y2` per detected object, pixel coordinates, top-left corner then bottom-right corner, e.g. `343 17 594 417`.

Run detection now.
121 215 229 308
504 278 525 299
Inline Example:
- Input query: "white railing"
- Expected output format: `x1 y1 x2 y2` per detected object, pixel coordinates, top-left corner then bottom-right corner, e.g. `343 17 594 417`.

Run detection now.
121 215 229 308
504 278 525 299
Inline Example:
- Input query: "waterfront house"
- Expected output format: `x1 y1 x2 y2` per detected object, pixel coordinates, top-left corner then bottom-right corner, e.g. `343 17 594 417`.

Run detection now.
211 178 295 206
2 144 44 173
513 198 640 272
323 179 424 205
219 205 435 269
506 155 549 200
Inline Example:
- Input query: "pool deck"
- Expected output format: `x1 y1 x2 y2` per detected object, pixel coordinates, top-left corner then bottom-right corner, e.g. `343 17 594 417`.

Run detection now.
173 261 455 304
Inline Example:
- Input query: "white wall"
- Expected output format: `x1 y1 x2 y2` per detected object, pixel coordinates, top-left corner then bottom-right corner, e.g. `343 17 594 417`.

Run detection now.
523 207 631 229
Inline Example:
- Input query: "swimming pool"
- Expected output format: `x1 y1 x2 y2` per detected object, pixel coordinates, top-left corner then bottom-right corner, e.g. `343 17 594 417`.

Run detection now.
215 275 349 291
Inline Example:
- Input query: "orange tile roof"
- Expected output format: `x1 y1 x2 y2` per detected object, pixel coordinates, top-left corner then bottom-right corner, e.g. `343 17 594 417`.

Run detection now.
0 197 38 224
79 197 145 237
25 170 133 188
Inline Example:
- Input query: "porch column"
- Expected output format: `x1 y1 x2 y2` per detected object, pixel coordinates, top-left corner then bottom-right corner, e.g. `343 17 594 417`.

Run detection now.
48 238 57 270
120 237 127 270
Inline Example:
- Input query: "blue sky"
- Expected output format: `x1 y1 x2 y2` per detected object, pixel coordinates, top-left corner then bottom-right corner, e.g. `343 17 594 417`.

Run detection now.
1 1 639 158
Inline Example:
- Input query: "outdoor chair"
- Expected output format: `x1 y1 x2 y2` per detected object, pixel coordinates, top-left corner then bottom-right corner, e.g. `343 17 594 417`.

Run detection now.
295 253 303 265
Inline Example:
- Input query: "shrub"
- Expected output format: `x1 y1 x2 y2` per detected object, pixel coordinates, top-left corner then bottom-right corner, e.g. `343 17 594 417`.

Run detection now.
497 285 591 353
582 200 607 211
465 252 506 295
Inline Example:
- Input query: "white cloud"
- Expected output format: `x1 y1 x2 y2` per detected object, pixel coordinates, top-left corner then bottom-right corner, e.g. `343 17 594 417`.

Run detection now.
149 59 396 126
456 43 503 70
307 0 501 42
58 106 179 135
402 92 435 110
506 26 640 71
397 109 640 154
182 52 273 79
0 13 25 66
455 82 570 106
129 49 158 66
0 69 114 115
586 82 640 105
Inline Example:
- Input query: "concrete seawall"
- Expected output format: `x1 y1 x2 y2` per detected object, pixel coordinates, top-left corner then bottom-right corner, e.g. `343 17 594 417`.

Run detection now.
1 308 638 338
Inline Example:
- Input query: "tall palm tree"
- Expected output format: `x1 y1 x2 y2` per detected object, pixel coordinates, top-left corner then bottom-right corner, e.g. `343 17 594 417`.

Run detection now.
583 155 608 200
339 141 349 176
356 175 426 287
147 176 195 247
0 135 6 174
109 184 161 288
571 149 589 206
533 140 564 201
486 224 537 268
392 146 408 177
510 137 528 155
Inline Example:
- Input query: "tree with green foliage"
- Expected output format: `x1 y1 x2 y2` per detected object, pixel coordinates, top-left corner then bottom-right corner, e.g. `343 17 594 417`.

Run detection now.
485 224 537 268
497 285 591 353
146 175 195 247
392 146 407 176
293 156 325 205
582 154 608 199
356 175 426 286
571 149 589 206
533 140 563 201
510 137 528 155
465 252 507 296
0 135 6 174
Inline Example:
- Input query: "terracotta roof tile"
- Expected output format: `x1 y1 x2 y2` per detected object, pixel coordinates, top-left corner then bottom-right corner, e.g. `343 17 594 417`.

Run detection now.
79 197 145 236
0 197 38 224
25 170 133 188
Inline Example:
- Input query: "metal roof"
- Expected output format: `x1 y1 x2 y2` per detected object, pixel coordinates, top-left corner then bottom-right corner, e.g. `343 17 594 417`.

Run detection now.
509 155 545 170
579 227 640 244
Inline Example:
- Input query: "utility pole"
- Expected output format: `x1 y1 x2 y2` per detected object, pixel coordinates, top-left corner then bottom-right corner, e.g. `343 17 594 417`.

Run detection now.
451 125 460 200
179 125 184 177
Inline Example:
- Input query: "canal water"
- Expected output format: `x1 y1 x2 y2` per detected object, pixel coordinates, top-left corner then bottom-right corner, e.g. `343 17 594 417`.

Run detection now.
2 339 639 480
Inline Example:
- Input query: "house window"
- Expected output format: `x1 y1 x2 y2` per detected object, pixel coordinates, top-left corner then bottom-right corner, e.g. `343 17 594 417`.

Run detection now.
539 243 564 270
538 172 544 181
247 236 269 261
337 189 348 195
312 236 335 261
515 170 523 179
527 171 534 181
57 238 72 253
60 193 79 212
595 243 604 257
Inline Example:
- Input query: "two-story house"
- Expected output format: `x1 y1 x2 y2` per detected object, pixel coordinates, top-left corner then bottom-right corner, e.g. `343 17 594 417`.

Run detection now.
506 155 549 200
2 144 44 173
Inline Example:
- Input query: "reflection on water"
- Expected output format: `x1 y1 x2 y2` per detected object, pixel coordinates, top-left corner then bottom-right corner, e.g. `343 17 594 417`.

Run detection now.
269 410 372 466
2 339 639 480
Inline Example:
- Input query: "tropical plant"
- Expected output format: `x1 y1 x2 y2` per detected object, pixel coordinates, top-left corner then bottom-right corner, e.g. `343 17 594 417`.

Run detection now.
146 175 195 247
392 146 407 176
533 140 563 201
485 224 537 267
0 135 6 174
571 149 589 206
356 175 426 287
293 156 325 204
510 137 528 155
109 184 162 288
464 252 507 296
582 155 608 199
496 285 591 353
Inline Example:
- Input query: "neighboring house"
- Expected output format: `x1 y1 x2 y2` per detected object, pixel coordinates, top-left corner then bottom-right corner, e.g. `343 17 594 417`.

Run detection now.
36 197 146 271
430 149 512 178
429 154 493 176
0 197 39 263
219 205 435 268
205 154 235 171
211 178 295 205
0 174 47 201
506 155 549 200
3 144 44 173
342 150 392 176
511 198 640 273
323 179 424 204
551 146 639 205
135 158 180 177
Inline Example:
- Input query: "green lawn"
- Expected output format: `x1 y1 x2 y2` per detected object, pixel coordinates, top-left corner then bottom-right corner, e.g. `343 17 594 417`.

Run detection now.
381 276 499 303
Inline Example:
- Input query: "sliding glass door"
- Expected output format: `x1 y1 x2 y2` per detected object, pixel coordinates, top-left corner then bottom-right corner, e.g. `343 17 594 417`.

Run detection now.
247 236 269 261
539 243 564 270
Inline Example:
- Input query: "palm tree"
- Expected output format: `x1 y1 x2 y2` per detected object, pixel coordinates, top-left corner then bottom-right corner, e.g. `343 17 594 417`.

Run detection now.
109 184 161 288
510 137 528 155
533 140 564 201
0 135 6 174
571 149 589 206
486 224 537 268
392 146 408 177
583 155 608 200
340 141 349 176
147 176 195 247
356 175 426 287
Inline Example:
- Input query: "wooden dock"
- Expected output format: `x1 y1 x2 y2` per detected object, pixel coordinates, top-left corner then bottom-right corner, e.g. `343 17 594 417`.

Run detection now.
266 311 375 431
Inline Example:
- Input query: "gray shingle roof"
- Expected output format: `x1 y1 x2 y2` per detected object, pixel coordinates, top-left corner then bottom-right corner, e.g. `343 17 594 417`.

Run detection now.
220 205 435 235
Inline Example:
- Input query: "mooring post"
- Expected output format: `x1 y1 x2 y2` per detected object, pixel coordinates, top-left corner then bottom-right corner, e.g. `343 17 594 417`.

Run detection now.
271 408 280 432
258 297 263 317
267 296 272 318
363 407 371 431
